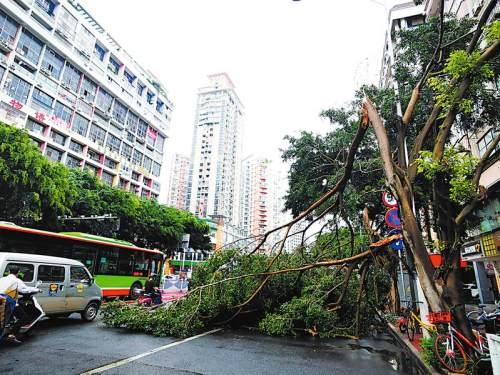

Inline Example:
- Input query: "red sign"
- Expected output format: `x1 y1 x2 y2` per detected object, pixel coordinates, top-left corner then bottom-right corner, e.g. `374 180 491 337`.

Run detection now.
9 99 23 110
382 191 398 207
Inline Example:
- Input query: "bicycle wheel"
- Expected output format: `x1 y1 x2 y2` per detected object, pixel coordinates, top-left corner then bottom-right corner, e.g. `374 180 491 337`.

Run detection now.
399 318 407 333
407 317 417 341
434 334 467 374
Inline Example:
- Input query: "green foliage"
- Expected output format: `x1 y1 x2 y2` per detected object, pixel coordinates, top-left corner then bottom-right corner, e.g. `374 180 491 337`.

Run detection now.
102 250 391 339
0 122 75 226
420 334 440 369
415 147 478 204
61 169 210 253
485 20 500 45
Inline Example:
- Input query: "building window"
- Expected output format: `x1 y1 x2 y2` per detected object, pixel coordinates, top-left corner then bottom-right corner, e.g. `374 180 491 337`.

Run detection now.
153 181 161 191
126 132 135 143
81 77 97 103
118 178 128 190
137 120 147 139
141 189 149 198
50 129 66 146
84 163 98 175
71 114 89 137
5 73 31 104
146 91 154 105
112 100 127 124
108 57 120 75
61 63 81 92
477 129 499 157
94 43 106 61
126 111 138 133
101 171 114 186
96 88 113 111
143 156 152 172
106 133 121 153
31 88 54 111
104 158 117 170
124 70 135 85
0 66 4 82
120 143 132 161
136 82 145 96
26 118 46 134
69 140 84 153
66 155 82 169
88 124 106 146
45 145 63 162
156 100 164 114
0 10 18 46
56 7 77 40
156 134 165 153
41 48 64 79
87 149 101 163
53 101 73 124
152 162 161 177
16 30 43 65
146 127 156 148
131 171 140 181
132 150 143 166
34 0 57 17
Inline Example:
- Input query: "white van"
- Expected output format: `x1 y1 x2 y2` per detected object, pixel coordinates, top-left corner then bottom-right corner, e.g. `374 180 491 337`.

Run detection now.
0 253 102 321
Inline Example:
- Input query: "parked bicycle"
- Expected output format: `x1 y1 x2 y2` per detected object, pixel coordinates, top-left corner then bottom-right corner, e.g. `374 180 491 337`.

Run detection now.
467 302 500 333
398 301 437 341
432 311 490 374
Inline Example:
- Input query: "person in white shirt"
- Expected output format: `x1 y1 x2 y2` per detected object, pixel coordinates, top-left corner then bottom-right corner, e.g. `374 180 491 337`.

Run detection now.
0 265 30 344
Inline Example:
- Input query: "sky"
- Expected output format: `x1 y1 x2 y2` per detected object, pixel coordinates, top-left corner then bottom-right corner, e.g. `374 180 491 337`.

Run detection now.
79 0 389 179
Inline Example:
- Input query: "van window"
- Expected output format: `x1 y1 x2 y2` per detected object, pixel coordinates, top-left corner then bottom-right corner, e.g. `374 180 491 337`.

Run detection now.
4 263 35 282
70 266 90 283
37 265 65 282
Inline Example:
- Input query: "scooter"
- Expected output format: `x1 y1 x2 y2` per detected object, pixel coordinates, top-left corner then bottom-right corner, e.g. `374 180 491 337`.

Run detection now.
135 288 161 306
1 282 45 343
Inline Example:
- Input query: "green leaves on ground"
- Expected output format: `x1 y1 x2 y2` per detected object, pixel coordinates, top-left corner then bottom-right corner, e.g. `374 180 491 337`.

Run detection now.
102 249 391 338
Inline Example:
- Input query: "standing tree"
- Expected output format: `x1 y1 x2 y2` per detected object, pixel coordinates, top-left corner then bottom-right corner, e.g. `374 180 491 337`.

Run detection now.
0 122 75 226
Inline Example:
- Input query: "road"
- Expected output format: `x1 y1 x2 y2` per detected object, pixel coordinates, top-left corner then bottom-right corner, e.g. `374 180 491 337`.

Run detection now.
0 314 414 374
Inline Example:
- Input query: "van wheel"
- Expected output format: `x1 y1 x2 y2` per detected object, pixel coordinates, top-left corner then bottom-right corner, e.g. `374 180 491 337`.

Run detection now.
130 282 142 299
81 302 99 322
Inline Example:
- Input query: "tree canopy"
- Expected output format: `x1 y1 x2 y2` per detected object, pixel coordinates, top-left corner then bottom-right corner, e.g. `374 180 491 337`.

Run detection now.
0 122 210 253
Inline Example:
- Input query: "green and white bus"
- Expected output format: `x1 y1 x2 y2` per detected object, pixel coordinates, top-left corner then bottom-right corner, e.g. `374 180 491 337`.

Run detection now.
0 222 164 298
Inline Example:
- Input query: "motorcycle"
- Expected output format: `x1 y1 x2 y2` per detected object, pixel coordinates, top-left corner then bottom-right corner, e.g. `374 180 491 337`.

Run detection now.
0 282 45 343
135 288 161 306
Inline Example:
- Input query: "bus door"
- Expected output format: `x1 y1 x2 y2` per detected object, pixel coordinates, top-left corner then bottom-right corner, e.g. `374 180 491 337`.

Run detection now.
35 264 67 313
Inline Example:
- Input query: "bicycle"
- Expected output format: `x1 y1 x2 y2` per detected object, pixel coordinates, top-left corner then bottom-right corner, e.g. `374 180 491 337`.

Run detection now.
467 302 500 333
432 311 490 374
398 301 437 341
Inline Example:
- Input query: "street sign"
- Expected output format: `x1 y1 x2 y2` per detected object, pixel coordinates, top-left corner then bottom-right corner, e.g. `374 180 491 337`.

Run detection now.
385 207 401 229
382 191 398 207
388 229 404 251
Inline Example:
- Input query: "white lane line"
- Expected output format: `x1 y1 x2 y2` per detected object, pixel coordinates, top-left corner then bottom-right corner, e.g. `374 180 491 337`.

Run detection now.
80 328 222 375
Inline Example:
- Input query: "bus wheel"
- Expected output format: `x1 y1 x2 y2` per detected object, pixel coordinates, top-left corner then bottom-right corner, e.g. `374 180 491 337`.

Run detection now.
81 302 99 322
130 282 142 299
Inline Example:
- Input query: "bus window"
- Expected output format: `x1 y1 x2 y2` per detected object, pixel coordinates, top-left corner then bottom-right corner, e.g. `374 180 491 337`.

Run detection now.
133 252 150 277
97 248 119 274
72 245 97 274
118 250 134 275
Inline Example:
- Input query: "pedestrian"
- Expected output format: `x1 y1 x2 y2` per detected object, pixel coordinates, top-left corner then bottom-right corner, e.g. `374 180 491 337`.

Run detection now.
0 265 29 344
145 273 161 304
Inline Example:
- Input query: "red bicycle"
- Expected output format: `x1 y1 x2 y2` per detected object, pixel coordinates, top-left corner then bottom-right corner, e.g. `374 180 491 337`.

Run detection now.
432 311 490 373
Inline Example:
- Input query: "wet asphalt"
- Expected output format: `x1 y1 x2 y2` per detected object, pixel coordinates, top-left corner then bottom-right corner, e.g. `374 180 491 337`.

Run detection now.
0 314 413 374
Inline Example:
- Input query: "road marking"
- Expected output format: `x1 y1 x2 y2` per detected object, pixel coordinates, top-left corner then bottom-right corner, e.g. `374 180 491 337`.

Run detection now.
80 328 222 374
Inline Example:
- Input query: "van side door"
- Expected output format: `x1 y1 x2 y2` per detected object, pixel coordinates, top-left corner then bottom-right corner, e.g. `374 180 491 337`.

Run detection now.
36 264 67 314
65 266 92 311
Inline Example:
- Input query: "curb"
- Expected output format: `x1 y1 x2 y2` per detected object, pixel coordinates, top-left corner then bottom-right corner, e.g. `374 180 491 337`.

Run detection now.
387 322 441 375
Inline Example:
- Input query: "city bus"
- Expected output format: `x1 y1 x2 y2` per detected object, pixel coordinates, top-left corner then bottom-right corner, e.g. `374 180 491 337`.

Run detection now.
0 222 164 298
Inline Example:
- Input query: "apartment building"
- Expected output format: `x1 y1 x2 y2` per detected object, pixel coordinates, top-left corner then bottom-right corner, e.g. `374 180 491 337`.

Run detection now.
0 0 172 199
239 156 271 239
187 73 243 223
166 153 191 210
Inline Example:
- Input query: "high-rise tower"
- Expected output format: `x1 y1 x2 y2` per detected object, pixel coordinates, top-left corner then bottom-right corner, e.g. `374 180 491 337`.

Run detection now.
187 73 243 223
